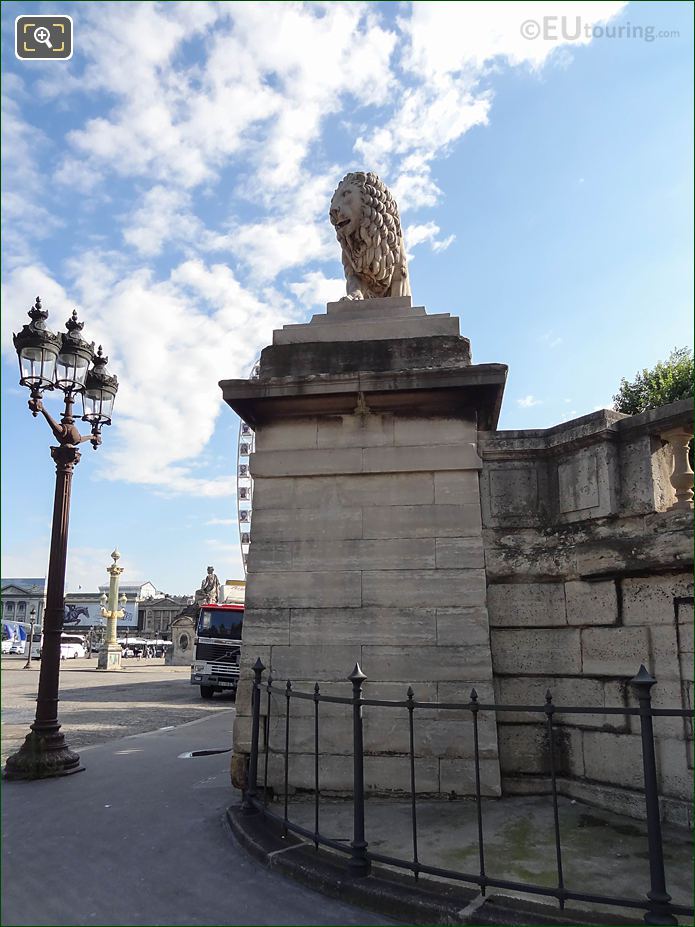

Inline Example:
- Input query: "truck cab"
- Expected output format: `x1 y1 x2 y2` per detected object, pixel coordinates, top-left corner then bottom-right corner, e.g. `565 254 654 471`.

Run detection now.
190 604 243 699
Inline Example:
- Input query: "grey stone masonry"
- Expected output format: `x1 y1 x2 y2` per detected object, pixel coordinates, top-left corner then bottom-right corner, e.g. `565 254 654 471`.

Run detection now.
221 298 507 798
480 399 694 827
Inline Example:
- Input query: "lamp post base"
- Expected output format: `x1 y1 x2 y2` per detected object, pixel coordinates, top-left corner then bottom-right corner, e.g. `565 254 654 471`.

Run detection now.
97 642 122 671
3 726 83 780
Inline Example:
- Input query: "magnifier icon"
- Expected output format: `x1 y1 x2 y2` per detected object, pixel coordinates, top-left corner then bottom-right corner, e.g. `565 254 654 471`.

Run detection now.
34 26 53 49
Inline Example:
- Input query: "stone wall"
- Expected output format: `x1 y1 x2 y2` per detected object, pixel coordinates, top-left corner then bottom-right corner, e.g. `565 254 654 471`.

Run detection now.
479 399 693 826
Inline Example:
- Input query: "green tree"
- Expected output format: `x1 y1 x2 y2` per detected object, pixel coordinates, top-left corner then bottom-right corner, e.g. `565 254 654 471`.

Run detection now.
613 347 693 415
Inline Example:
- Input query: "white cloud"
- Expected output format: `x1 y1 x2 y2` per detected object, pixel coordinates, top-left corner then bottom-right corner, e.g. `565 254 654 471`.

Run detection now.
405 222 456 255
402 2 628 75
541 331 564 348
517 395 542 407
1 91 65 269
206 518 236 527
229 218 335 281
406 222 441 249
46 2 396 208
122 187 206 257
289 271 346 307
2 257 290 496
432 234 456 253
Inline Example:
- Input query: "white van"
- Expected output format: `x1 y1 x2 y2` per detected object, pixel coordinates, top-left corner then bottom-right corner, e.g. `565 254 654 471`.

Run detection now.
60 634 86 659
30 633 86 660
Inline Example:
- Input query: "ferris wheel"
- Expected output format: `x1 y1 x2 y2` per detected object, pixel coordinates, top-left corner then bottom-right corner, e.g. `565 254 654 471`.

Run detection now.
236 361 259 576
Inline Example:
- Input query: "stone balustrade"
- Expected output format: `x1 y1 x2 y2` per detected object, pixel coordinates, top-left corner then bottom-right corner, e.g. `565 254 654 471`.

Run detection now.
660 426 694 511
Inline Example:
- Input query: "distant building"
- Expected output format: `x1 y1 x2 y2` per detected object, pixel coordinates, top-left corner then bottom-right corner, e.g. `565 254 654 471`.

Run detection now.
65 581 164 632
139 595 190 637
1 578 46 627
2 575 236 638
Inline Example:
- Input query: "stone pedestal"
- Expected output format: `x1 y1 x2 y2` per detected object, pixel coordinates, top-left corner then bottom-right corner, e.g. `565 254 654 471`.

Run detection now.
97 642 122 670
167 615 196 666
221 296 507 797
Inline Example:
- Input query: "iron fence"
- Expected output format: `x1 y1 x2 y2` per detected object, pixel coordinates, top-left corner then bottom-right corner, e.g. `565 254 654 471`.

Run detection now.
241 659 693 926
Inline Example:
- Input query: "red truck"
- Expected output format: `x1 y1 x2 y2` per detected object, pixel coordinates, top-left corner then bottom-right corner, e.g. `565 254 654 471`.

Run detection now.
189 603 243 699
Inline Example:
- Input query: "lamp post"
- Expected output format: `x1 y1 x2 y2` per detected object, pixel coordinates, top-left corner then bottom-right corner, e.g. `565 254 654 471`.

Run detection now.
98 551 127 670
23 608 37 670
4 297 118 781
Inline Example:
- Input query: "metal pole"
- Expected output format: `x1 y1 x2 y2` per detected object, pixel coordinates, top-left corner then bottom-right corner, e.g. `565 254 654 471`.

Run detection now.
348 663 370 878
4 444 83 779
631 665 677 926
23 613 36 670
242 658 264 815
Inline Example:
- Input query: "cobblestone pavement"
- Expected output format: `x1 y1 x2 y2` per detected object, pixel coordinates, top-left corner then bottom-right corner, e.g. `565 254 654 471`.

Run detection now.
0 655 235 763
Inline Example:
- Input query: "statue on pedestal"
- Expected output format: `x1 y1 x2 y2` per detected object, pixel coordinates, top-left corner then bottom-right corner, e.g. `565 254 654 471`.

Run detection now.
195 566 220 605
329 171 410 301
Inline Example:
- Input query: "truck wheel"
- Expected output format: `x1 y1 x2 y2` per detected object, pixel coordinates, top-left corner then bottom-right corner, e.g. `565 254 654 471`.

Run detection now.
200 686 215 699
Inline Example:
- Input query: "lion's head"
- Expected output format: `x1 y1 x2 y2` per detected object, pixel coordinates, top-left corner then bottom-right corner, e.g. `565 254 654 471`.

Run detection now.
329 171 409 300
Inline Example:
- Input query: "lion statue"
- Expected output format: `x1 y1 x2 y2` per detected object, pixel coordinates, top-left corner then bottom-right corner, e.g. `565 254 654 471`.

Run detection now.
329 171 411 301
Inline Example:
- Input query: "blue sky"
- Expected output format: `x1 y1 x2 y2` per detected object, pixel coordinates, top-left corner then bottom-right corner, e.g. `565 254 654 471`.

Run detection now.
2 1 692 595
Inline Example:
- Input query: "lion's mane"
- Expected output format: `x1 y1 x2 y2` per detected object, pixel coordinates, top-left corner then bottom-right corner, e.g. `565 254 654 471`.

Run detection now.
332 171 409 298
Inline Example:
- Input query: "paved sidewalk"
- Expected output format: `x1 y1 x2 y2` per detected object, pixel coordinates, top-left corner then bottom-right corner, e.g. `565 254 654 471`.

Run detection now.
1 657 223 764
1 711 393 926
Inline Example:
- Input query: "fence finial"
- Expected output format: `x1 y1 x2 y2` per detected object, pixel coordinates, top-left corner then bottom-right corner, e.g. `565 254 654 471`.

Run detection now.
631 664 656 689
348 662 367 683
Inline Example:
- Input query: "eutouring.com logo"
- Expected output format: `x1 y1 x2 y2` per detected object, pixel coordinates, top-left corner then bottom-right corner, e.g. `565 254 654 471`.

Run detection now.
520 17 679 43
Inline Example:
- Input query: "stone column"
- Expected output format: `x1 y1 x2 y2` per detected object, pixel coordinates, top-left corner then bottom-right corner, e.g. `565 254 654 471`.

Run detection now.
97 550 124 671
221 297 507 797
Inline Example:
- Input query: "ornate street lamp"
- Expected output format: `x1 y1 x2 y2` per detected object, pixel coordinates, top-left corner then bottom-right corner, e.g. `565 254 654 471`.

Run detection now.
4 297 118 780
98 552 127 671
23 608 37 670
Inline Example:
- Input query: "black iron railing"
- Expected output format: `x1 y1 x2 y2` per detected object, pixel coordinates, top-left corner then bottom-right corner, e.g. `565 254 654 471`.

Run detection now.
241 658 693 926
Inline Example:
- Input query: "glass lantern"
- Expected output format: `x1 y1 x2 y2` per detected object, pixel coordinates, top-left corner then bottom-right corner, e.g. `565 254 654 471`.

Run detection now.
13 297 61 391
54 310 95 392
19 344 59 389
82 346 118 425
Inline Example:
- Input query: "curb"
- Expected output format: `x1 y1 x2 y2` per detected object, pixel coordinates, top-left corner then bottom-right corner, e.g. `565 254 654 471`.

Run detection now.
225 804 636 926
